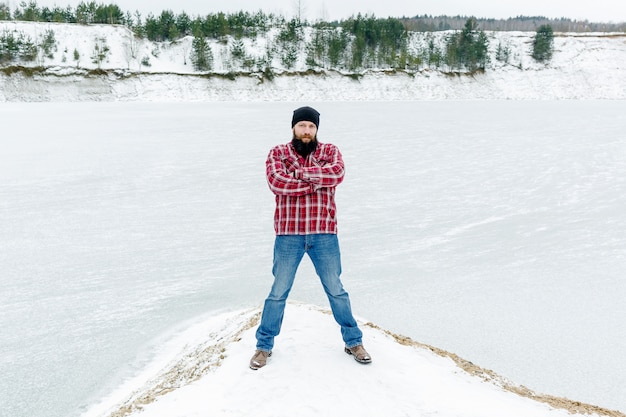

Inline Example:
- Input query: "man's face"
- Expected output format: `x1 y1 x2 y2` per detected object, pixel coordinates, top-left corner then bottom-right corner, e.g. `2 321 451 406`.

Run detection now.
292 121 317 143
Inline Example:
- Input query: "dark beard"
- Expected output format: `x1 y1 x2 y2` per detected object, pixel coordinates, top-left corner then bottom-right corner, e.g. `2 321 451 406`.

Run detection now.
292 137 318 158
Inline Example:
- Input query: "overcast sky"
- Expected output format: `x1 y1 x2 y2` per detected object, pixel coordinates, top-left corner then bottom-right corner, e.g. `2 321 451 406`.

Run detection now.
14 0 626 23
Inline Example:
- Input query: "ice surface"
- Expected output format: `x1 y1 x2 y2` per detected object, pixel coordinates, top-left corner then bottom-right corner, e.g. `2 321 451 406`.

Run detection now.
1 101 625 417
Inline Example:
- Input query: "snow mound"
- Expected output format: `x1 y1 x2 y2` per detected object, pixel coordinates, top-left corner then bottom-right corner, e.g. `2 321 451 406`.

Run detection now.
83 302 617 417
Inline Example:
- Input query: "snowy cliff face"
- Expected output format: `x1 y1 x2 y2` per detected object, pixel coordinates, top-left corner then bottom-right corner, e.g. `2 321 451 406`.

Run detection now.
0 21 625 101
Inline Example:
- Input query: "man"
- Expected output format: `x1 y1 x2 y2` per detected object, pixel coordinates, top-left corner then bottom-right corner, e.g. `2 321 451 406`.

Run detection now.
250 106 372 370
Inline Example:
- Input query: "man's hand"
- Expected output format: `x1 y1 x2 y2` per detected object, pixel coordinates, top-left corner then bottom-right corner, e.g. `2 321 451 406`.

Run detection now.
282 155 300 172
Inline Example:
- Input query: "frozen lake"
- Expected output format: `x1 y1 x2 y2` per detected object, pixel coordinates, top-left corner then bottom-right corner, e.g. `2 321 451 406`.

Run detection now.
1 101 625 417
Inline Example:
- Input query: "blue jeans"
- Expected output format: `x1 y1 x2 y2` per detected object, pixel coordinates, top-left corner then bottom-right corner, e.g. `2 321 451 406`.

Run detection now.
255 234 363 351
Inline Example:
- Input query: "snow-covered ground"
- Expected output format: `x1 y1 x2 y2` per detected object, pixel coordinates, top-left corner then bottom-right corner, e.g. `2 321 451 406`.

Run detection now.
0 21 625 100
1 101 625 417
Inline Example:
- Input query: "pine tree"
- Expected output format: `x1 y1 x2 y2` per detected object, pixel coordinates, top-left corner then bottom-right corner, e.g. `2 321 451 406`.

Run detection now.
444 17 489 72
532 24 554 62
191 35 213 71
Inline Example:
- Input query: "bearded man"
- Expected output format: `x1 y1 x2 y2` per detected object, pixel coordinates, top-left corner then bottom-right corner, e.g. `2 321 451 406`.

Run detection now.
250 106 372 370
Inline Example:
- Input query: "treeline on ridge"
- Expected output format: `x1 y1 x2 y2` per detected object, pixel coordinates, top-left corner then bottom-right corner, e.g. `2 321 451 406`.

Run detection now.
0 1 569 74
2 0 624 34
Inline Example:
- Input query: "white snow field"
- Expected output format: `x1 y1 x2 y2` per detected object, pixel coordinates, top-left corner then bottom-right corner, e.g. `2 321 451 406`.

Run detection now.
1 100 625 417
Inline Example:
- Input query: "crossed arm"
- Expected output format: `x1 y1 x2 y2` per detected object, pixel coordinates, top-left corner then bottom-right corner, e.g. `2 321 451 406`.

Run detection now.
266 144 345 196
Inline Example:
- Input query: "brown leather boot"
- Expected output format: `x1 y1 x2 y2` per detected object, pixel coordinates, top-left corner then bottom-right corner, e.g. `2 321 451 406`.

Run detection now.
344 345 372 364
249 350 272 370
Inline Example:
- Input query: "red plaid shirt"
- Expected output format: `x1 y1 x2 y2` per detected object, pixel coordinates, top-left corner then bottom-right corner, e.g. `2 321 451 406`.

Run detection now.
266 141 345 235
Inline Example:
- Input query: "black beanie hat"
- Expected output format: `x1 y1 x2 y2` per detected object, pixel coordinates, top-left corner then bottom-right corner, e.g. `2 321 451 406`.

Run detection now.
291 106 320 129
